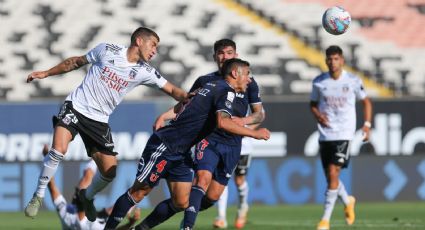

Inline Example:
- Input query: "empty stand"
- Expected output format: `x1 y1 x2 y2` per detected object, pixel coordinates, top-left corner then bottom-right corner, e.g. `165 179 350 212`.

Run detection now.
0 0 424 100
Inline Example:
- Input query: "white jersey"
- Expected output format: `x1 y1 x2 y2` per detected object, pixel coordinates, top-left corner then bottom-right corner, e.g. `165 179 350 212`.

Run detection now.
54 195 106 230
66 43 167 123
310 70 367 141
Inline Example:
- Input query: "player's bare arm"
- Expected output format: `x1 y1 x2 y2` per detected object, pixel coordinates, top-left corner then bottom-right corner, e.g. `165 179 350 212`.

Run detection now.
310 101 330 127
361 97 373 141
27 56 88 83
240 103 265 125
153 107 177 131
161 82 188 102
216 111 270 140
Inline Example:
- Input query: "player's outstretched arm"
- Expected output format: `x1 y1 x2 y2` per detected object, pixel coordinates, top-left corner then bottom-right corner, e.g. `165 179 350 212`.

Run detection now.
160 82 188 102
217 111 270 140
27 55 89 83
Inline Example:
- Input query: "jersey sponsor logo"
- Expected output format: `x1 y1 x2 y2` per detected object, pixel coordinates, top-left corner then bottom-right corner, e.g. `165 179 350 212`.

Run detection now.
227 92 235 102
236 92 244 98
100 66 129 93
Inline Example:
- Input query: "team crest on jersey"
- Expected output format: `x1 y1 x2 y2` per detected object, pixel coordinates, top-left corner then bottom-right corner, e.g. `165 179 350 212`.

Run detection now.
225 100 232 109
227 92 235 102
129 68 137 79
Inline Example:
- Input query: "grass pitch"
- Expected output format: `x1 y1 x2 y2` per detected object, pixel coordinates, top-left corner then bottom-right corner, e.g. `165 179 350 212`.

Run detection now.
2 202 424 229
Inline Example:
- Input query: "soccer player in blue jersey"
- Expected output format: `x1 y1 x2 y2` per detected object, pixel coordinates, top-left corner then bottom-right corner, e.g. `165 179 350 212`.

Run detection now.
104 58 270 229
139 39 265 230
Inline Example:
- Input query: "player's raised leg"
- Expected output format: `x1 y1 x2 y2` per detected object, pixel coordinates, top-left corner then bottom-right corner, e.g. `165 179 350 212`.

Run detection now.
25 126 71 218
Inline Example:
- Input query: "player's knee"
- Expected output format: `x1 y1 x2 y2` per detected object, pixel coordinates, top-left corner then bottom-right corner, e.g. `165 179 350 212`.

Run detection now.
195 172 212 190
235 176 245 186
172 198 189 210
101 165 117 180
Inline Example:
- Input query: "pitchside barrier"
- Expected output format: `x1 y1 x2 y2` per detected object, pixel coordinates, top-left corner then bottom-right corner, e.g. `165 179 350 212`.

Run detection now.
0 100 424 211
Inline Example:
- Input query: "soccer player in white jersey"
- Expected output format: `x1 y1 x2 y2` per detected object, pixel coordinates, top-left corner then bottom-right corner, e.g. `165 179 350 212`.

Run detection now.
25 27 189 221
40 144 141 230
310 45 372 230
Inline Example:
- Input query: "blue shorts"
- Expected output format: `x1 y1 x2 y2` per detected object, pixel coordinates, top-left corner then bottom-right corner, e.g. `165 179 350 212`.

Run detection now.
193 138 241 185
136 134 194 188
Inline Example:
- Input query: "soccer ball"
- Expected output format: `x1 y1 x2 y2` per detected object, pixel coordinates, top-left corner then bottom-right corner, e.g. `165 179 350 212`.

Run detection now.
322 6 351 35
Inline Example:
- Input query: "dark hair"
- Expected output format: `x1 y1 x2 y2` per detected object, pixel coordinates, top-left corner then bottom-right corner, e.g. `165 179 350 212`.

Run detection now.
325 45 343 56
214 39 236 54
221 58 250 77
130 27 160 45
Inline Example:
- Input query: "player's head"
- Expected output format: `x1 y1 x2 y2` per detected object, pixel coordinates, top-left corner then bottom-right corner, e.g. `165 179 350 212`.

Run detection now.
131 27 160 62
213 39 238 71
325 45 344 75
221 58 251 93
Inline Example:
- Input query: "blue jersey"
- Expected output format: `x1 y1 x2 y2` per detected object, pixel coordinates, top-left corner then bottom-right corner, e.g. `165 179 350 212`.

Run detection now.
155 79 236 154
189 71 262 146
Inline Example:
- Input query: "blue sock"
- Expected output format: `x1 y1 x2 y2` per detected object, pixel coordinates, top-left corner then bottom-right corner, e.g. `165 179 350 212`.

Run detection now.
105 191 136 229
183 186 206 228
199 196 217 211
139 198 182 228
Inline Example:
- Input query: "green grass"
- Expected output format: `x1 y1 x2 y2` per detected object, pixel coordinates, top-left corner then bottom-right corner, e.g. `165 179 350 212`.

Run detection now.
2 202 425 229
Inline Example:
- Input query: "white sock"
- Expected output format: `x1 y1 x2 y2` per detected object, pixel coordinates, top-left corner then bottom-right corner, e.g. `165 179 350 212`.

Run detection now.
337 180 350 206
35 148 64 198
85 172 112 200
321 189 338 221
237 181 249 210
217 186 228 219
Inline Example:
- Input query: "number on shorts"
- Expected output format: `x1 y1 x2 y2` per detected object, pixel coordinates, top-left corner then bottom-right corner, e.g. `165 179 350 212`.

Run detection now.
155 160 167 173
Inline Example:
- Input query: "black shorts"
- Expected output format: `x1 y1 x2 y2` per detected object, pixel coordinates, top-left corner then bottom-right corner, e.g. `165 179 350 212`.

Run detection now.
235 154 251 176
54 101 117 157
319 140 350 169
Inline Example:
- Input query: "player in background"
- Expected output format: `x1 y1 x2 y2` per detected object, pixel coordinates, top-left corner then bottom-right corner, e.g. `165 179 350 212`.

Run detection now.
214 134 256 229
41 144 141 230
25 27 189 221
141 39 264 230
104 58 270 230
310 45 372 230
